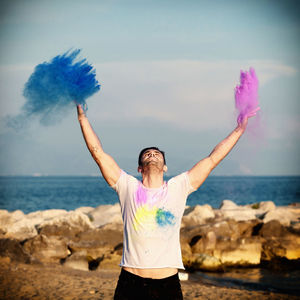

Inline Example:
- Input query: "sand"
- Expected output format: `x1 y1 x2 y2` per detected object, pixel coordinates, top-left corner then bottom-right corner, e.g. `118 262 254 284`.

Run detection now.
0 260 298 300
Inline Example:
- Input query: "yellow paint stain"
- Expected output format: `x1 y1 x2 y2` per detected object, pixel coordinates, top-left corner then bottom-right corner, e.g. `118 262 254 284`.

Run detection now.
133 205 158 232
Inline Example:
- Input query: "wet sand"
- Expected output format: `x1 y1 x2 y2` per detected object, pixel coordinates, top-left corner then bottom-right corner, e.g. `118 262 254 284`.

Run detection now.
0 260 298 300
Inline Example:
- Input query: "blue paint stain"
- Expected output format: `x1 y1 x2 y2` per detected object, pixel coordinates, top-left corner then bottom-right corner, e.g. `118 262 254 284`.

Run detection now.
7 49 100 128
156 209 175 227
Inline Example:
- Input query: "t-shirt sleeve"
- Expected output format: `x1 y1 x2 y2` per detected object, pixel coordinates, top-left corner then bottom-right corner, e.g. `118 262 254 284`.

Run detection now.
111 169 127 193
111 170 138 208
169 171 196 197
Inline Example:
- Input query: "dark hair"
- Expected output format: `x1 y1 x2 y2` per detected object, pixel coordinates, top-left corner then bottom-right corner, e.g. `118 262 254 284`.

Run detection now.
138 147 166 166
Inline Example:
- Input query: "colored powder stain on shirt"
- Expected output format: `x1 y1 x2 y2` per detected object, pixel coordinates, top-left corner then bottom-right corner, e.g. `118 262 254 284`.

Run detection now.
135 185 147 206
135 184 168 207
133 205 158 232
156 208 175 227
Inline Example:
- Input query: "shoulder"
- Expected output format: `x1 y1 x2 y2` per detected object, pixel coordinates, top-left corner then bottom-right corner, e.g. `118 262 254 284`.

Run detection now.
168 172 196 194
111 170 139 192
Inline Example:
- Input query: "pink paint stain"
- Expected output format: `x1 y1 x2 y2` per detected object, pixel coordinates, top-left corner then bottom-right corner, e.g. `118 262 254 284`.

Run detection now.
135 183 168 207
135 184 147 206
235 67 260 124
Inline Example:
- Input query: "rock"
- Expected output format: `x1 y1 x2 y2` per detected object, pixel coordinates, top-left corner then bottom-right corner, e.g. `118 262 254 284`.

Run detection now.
74 206 94 215
88 204 122 227
219 200 239 210
26 209 68 223
63 252 90 271
217 200 258 222
4 218 38 241
37 211 94 238
0 238 32 263
23 234 70 263
182 205 215 227
258 201 276 211
259 220 290 238
190 253 223 271
214 238 262 266
98 252 122 270
0 210 25 233
216 206 257 222
0 209 69 241
221 209 257 222
263 208 300 226
259 221 300 261
68 227 122 259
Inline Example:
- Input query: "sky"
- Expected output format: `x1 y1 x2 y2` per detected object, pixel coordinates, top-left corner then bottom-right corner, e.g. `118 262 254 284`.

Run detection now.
0 0 299 176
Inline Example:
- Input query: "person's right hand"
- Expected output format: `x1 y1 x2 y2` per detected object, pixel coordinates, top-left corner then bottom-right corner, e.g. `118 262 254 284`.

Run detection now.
76 104 86 121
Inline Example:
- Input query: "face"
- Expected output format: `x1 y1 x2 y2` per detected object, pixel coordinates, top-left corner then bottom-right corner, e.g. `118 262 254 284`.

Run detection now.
139 149 166 171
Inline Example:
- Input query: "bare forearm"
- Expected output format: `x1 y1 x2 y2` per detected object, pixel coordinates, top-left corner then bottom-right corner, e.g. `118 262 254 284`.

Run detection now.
209 124 245 168
77 106 121 186
78 113 104 161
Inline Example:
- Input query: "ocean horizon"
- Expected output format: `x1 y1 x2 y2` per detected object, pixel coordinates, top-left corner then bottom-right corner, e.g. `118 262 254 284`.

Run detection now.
1 175 299 214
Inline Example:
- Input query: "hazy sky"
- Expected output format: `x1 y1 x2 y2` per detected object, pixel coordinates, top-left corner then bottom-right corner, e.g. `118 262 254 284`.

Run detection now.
0 0 299 176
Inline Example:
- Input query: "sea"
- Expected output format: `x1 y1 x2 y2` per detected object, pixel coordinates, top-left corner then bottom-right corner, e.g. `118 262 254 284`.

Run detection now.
0 175 300 295
0 175 299 213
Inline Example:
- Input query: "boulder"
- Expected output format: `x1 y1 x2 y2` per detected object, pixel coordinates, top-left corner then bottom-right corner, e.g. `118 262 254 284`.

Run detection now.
26 209 68 223
4 218 38 241
0 210 25 233
258 201 276 211
219 200 239 210
263 208 300 226
98 252 122 270
37 211 94 238
218 208 257 222
62 251 90 271
88 204 122 227
216 200 258 222
0 209 69 241
213 238 262 266
187 253 223 271
182 205 215 227
68 227 122 259
23 234 70 263
0 238 32 263
259 221 300 261
74 206 95 215
258 220 290 238
190 231 217 255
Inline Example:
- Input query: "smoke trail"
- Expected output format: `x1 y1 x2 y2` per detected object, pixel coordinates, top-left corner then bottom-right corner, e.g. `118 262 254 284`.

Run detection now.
234 67 259 124
6 49 100 128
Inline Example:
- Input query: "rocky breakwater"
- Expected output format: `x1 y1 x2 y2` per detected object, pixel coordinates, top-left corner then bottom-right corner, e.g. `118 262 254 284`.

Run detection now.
0 200 299 273
181 200 300 271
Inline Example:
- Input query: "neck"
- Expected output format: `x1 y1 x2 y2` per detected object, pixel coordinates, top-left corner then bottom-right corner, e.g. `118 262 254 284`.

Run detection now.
142 170 164 188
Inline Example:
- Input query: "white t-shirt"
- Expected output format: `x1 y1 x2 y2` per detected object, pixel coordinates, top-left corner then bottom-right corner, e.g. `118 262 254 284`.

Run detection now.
112 170 195 269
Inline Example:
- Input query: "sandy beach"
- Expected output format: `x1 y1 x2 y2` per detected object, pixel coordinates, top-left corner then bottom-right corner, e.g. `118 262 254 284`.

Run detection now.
0 260 298 300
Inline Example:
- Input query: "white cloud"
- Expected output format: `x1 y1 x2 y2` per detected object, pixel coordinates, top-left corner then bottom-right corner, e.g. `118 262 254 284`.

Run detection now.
91 59 297 131
1 59 297 132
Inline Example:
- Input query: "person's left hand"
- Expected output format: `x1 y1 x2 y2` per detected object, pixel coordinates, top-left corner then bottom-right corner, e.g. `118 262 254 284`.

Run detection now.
239 106 260 129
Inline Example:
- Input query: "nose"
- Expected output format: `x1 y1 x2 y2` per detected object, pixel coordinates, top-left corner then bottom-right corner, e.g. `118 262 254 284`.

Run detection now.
149 151 157 157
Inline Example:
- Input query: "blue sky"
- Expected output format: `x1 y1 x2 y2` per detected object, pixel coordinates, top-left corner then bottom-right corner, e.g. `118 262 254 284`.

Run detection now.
0 0 299 176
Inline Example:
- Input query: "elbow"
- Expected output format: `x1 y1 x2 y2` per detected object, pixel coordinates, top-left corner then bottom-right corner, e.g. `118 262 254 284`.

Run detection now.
208 155 218 170
89 145 104 162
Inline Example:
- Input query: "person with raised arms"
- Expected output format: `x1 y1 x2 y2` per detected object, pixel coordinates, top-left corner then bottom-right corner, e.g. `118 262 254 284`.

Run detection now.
76 97 259 300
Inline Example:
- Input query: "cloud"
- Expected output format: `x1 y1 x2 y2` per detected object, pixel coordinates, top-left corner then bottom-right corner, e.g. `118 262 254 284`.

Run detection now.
1 58 297 133
91 59 297 131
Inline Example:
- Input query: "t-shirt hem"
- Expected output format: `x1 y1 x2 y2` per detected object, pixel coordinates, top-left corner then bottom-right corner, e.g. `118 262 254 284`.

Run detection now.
119 263 185 270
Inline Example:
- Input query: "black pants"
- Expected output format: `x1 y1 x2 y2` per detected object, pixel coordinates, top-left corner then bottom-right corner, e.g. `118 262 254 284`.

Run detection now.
114 269 183 300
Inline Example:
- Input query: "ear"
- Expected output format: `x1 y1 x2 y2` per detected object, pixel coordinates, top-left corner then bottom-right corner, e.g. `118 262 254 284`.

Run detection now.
163 165 168 173
137 166 142 173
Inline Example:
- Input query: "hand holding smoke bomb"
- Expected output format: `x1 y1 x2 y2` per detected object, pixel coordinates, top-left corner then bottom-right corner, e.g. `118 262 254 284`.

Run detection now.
8 49 100 128
234 67 260 126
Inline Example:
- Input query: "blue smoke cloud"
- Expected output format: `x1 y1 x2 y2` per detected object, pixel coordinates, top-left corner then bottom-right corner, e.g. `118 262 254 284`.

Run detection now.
7 49 100 128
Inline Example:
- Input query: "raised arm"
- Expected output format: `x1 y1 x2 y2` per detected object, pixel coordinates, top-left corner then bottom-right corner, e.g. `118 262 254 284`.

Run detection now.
188 109 259 190
77 105 121 186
